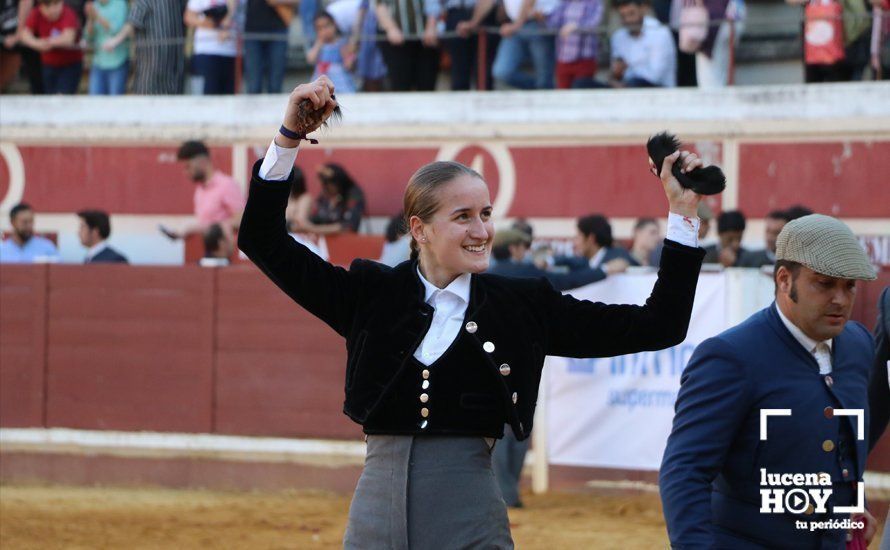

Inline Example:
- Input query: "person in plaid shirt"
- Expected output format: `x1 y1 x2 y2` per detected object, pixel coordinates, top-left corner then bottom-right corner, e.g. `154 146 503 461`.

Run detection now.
548 0 603 88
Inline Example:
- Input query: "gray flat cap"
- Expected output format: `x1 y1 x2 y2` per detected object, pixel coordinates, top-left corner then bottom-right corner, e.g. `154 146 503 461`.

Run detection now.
775 214 876 280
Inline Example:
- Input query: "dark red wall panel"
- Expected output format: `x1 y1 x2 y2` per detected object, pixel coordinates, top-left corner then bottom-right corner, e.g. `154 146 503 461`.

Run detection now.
0 265 48 427
213 267 360 439
14 145 231 214
738 141 890 218
45 265 215 432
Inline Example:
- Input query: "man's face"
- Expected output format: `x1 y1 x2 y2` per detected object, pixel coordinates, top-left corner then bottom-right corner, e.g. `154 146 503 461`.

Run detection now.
11 209 34 242
573 231 597 258
508 242 530 262
182 156 210 183
777 266 857 341
78 219 100 248
765 217 786 254
617 4 644 33
38 0 64 21
718 230 743 252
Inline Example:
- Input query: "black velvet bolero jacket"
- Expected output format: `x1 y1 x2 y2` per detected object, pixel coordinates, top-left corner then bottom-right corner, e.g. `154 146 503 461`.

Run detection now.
238 160 707 441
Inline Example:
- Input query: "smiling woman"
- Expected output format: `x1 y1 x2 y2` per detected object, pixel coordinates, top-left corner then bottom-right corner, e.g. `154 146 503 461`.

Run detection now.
236 76 710 549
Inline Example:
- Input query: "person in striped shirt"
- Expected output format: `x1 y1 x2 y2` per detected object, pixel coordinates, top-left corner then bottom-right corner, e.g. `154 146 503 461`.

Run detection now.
547 0 603 88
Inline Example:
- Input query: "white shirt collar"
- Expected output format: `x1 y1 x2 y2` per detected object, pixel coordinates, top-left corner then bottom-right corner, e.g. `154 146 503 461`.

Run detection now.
589 248 607 269
775 302 833 354
86 240 108 260
417 266 471 305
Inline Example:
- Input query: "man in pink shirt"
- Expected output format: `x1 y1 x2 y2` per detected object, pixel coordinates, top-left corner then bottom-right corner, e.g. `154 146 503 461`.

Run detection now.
166 140 245 241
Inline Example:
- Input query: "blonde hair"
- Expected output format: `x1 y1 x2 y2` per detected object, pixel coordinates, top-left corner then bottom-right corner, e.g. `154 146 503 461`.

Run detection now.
403 161 483 261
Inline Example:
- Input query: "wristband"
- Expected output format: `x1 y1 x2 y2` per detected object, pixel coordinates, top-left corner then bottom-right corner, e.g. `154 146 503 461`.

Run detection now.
279 125 318 145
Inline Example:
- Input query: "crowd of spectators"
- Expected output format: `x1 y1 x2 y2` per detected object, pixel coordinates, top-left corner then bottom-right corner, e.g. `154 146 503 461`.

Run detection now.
0 0 886 95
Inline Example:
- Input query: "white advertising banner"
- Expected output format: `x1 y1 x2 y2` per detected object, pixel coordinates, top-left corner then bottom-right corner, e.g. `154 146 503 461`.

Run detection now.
545 272 733 471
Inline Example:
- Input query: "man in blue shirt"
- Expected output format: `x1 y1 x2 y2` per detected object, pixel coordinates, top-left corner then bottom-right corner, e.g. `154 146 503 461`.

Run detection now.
0 203 58 263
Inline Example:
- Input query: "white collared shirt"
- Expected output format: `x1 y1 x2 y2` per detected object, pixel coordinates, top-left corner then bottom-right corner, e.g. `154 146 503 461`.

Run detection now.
589 248 607 269
414 268 472 366
85 241 108 263
776 304 833 375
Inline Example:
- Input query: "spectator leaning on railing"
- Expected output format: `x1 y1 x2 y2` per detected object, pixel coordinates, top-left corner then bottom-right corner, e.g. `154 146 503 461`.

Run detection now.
375 0 441 91
307 10 357 93
19 0 82 94
547 0 604 89
492 0 558 89
84 0 128 95
243 0 296 94
441 0 500 90
104 0 186 94
609 0 676 87
184 0 238 95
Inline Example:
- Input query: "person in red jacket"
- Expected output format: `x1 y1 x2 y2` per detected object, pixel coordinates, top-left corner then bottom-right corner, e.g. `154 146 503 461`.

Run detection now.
19 0 82 93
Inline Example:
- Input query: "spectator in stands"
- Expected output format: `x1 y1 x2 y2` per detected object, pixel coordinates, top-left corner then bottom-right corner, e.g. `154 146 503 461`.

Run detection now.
167 140 245 240
375 0 440 91
20 0 83 94
1 0 31 92
695 0 744 88
591 0 676 88
492 0 558 90
85 0 128 95
103 0 186 94
298 162 365 234
491 228 613 288
77 209 128 263
628 217 660 267
737 209 786 267
307 11 356 93
184 0 237 94
243 0 295 94
788 0 872 82
650 0 697 86
0 203 59 263
547 0 604 89
702 209 746 266
379 212 411 266
554 213 632 274
284 166 329 259
349 0 387 91
199 222 232 265
439 0 500 90
511 218 534 240
285 165 311 233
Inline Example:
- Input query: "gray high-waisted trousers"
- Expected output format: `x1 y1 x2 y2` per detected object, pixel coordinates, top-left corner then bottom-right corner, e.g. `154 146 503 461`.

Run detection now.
343 435 514 549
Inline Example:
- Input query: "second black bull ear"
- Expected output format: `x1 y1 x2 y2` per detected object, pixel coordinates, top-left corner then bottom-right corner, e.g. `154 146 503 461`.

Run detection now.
646 131 726 196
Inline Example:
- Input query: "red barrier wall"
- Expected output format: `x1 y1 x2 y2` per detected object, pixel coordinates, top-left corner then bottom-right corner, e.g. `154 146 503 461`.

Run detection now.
0 266 47 427
214 268 358 439
0 264 887 462
45 265 215 432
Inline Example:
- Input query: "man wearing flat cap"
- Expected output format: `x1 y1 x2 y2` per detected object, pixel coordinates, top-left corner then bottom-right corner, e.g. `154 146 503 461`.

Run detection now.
660 214 878 548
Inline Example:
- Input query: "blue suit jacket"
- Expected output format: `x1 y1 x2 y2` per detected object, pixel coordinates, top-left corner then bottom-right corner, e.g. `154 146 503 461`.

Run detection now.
87 246 129 264
869 286 889 449
660 303 874 549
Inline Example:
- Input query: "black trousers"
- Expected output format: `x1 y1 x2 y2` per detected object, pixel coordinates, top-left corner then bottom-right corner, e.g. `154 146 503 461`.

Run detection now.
443 7 499 91
379 39 440 91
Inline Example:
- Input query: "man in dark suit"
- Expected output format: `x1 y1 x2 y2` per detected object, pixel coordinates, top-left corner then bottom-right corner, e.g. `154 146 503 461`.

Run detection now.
738 206 815 268
555 214 634 272
77 210 128 264
490 229 627 290
660 214 878 548
869 286 889 449
702 209 747 266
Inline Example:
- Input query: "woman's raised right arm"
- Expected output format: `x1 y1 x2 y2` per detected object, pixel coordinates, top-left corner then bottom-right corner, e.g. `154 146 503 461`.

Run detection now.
238 79 361 337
